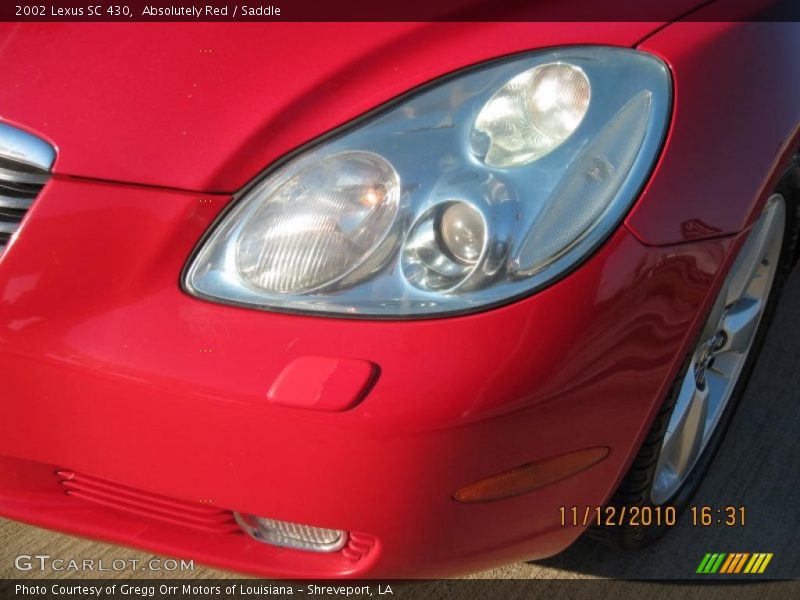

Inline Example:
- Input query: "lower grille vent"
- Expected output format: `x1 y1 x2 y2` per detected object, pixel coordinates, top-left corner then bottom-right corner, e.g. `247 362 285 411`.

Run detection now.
56 470 241 535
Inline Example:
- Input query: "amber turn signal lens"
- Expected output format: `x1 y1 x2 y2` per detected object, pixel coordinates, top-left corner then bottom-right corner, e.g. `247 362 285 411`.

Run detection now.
453 447 610 503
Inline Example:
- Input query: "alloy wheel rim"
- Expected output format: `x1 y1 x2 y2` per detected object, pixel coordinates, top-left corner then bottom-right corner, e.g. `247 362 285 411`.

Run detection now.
650 194 786 505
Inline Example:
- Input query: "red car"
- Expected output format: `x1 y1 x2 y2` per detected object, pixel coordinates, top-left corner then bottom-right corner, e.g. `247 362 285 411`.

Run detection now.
1 6 799 579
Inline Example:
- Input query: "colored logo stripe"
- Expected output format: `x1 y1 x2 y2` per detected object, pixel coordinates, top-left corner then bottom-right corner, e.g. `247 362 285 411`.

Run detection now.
744 553 774 574
719 554 737 573
731 552 750 573
696 553 713 573
720 553 749 573
697 553 726 573
697 553 773 574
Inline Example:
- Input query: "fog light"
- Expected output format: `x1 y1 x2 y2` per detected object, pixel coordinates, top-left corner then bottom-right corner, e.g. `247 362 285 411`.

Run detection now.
234 513 348 552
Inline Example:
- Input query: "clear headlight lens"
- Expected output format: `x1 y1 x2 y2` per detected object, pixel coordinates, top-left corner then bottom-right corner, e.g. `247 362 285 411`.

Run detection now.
474 63 591 168
439 202 486 265
185 47 671 317
512 90 651 276
235 152 399 293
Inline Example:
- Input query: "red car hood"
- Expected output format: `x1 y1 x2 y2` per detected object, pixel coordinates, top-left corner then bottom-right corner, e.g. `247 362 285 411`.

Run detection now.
0 20 683 193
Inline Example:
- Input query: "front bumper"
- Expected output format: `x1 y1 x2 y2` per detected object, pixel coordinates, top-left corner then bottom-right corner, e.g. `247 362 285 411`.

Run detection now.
0 176 731 577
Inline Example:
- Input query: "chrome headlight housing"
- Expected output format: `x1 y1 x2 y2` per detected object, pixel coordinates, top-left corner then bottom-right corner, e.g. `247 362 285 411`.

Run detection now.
185 47 671 317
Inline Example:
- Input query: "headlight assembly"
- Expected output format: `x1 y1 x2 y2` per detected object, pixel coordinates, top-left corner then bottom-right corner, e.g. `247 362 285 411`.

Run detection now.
185 46 671 317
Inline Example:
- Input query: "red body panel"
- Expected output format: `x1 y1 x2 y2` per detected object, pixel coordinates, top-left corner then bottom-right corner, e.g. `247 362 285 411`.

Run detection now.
1 11 799 579
626 20 800 244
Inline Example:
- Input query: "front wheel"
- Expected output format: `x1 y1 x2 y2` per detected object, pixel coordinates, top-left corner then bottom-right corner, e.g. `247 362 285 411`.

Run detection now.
590 171 798 549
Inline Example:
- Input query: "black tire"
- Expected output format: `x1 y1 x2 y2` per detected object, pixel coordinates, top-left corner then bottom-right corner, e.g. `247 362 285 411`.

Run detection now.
588 162 800 549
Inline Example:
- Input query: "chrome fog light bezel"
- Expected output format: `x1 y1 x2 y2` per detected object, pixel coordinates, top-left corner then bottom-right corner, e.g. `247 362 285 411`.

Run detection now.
234 512 348 553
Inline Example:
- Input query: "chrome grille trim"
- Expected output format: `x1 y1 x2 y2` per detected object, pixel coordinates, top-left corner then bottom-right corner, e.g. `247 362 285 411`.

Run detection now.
0 195 35 210
0 165 50 185
0 123 55 253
